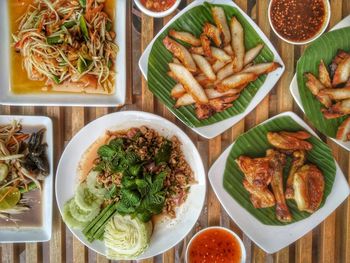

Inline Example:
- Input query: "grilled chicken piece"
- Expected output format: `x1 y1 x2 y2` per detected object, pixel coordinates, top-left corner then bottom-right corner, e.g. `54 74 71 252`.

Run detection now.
319 60 332 89
267 131 313 151
236 155 272 189
336 117 350 141
322 98 350 119
209 95 239 112
242 179 275 208
293 164 325 213
195 103 215 120
329 50 350 79
267 150 292 222
203 23 222 47
319 86 350 100
200 34 212 57
285 151 306 199
304 73 332 107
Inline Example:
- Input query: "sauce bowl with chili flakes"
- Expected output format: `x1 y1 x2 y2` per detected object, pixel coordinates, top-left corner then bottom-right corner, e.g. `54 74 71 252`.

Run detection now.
185 226 246 263
134 0 181 18
268 0 330 45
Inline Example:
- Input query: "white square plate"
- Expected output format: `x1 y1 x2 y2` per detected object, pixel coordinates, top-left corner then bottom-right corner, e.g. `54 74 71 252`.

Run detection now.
208 111 350 254
139 0 285 139
0 1 126 107
0 115 53 243
290 15 350 151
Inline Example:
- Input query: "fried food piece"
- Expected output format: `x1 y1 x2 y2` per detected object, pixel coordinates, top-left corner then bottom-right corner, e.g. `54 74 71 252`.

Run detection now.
279 131 311 140
244 44 264 66
200 34 212 57
168 29 201 46
208 95 239 112
319 60 332 88
336 117 350 141
203 23 222 47
319 86 350 100
332 56 350 87
242 179 275 208
242 62 281 75
216 73 257 92
236 155 273 189
174 89 239 107
285 151 306 199
169 63 208 103
170 83 186 99
189 46 205 55
210 47 231 62
230 17 245 72
223 45 234 56
217 61 235 80
192 54 216 80
322 99 350 119
163 36 197 72
329 50 350 79
195 74 215 88
212 60 227 73
195 103 215 120
267 150 292 222
212 6 231 45
293 164 324 213
304 73 332 108
267 131 313 151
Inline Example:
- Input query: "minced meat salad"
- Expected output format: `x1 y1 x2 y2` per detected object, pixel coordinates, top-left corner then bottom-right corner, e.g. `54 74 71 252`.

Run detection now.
94 126 195 221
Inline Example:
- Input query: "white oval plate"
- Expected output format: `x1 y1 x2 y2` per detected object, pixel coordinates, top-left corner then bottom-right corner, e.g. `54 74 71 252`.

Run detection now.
208 111 350 254
138 0 285 139
55 111 206 260
290 15 350 151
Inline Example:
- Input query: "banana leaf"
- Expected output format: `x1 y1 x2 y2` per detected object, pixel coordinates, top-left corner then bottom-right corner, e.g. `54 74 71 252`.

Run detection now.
147 2 274 128
296 27 350 137
223 115 336 225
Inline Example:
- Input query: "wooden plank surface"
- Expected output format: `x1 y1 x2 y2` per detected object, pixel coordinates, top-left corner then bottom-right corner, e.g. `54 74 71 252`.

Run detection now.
1 1 349 263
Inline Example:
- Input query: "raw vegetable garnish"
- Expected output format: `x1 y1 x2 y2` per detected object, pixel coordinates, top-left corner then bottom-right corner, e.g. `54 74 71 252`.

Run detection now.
62 126 195 259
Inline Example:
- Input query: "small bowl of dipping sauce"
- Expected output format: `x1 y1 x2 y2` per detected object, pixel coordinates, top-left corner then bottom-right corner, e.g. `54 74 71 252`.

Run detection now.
186 226 246 263
134 0 181 18
268 0 330 45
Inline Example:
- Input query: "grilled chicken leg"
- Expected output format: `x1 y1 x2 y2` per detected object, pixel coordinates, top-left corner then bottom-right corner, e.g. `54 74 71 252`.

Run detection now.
285 150 306 199
267 149 292 222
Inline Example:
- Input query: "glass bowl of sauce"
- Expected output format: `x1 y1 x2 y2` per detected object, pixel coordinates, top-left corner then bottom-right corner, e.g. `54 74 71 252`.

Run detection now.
134 0 181 18
268 0 330 45
186 226 246 263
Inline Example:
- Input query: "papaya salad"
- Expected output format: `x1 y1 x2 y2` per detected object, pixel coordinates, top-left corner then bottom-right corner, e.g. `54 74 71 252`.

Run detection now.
12 0 118 94
62 126 195 259
0 121 49 226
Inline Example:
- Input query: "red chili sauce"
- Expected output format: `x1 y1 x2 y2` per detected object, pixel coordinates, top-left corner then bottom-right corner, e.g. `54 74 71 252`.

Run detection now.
188 228 242 263
270 0 326 42
140 0 176 12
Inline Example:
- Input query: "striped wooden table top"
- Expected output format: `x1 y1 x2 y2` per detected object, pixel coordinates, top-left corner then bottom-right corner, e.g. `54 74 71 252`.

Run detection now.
1 0 349 262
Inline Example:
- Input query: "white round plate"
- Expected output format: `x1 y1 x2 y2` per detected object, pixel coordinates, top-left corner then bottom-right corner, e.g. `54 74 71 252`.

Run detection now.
55 111 206 260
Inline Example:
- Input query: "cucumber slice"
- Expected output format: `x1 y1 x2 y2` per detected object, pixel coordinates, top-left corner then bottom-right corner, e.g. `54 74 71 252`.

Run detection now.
69 199 100 222
62 199 86 229
75 182 103 211
86 171 107 198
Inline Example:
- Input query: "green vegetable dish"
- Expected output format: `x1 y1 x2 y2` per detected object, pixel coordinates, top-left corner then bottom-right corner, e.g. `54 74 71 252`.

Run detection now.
62 126 195 259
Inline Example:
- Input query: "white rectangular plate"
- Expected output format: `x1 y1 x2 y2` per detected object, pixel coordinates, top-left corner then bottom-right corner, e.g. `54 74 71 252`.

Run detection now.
290 15 350 151
0 0 126 107
0 115 53 243
138 0 285 139
208 111 350 254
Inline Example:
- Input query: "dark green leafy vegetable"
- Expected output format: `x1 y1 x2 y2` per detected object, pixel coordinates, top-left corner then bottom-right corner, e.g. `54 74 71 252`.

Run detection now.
104 184 118 199
106 21 112 31
155 140 172 165
77 57 92 74
97 145 115 158
79 0 86 8
62 21 76 29
47 35 64 45
79 15 89 40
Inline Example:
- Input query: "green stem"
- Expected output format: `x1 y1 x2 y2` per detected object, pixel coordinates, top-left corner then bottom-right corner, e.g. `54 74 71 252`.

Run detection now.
19 182 38 193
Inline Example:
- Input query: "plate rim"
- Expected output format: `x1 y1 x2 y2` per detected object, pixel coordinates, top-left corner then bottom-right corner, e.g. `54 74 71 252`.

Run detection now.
0 115 53 243
0 0 126 107
138 0 285 139
208 111 350 253
55 110 207 260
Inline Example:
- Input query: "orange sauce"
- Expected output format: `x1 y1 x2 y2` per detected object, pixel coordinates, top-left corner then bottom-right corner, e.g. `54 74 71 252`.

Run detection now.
188 228 242 263
140 0 176 12
8 0 115 94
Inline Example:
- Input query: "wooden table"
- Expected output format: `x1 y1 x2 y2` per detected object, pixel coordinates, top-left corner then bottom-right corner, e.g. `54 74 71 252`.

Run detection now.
1 0 349 262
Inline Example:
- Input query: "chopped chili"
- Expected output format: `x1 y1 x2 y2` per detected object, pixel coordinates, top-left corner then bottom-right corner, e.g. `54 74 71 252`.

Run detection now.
270 0 326 42
140 0 176 12
188 228 242 263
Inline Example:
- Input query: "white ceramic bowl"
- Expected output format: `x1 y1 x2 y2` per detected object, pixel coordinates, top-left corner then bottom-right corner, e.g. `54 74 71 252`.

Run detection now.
268 0 331 45
134 0 181 18
185 226 246 263
56 111 206 260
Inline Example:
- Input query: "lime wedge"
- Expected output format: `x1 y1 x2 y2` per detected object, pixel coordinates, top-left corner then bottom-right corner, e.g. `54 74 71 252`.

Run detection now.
0 187 21 210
